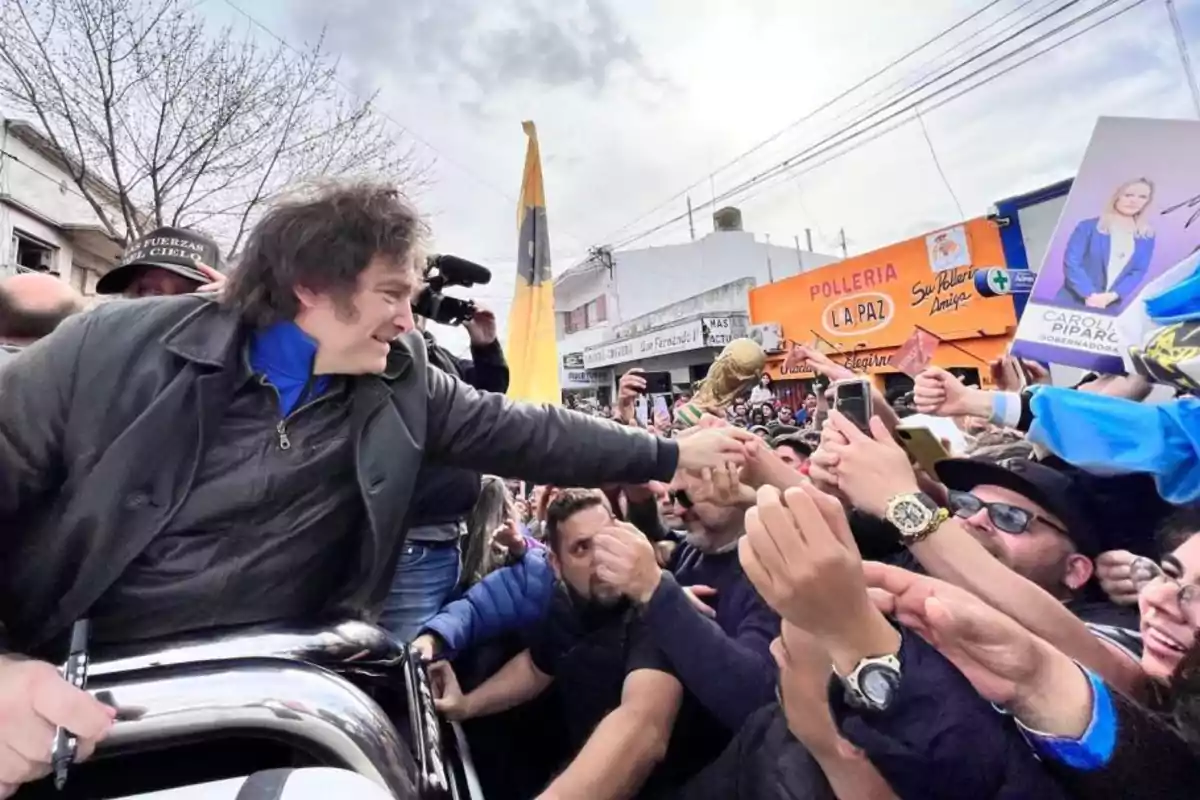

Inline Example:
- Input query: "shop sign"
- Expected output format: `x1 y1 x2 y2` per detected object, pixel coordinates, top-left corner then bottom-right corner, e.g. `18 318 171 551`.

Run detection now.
562 369 609 389
562 351 585 369
749 218 1016 355
701 315 745 347
584 318 706 368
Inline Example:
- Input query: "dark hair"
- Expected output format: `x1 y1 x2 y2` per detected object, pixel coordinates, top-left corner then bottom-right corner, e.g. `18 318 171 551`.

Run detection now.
222 181 423 326
544 489 607 554
1157 505 1200 557
1170 640 1200 750
0 285 81 340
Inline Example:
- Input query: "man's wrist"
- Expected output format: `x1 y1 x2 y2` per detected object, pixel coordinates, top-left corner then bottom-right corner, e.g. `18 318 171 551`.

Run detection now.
965 388 994 419
1009 645 1093 738
634 568 664 606
824 605 902 676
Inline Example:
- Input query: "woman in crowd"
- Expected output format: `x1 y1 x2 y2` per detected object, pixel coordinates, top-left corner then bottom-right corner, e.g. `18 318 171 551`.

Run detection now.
750 374 775 405
460 476 525 588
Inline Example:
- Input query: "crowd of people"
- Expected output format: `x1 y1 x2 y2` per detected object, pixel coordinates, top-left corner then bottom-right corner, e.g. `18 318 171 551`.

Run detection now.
1 178 1199 800
410 355 1200 799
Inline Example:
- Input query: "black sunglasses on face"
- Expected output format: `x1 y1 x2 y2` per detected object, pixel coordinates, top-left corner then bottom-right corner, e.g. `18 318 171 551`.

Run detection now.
670 490 693 509
947 490 1067 535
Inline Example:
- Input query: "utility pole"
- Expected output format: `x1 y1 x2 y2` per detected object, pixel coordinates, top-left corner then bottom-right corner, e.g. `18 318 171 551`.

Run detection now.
838 228 848 258
805 228 813 252
1166 0 1200 119
794 234 804 270
687 195 696 241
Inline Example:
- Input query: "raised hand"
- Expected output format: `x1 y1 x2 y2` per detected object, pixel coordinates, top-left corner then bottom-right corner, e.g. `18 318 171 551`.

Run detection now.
913 366 990 418
810 411 920 518
593 521 663 604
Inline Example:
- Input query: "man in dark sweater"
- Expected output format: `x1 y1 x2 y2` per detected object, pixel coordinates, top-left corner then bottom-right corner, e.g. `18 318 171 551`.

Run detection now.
594 491 780 733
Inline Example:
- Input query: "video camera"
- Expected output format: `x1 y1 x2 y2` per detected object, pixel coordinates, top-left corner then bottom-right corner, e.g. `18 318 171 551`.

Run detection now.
413 254 492 326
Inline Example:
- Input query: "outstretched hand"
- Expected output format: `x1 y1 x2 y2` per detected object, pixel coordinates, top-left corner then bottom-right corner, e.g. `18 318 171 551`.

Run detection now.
740 483 897 673
809 411 919 518
864 562 1095 740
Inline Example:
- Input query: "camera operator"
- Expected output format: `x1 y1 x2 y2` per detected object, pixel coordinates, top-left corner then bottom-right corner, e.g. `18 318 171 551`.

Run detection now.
379 256 511 642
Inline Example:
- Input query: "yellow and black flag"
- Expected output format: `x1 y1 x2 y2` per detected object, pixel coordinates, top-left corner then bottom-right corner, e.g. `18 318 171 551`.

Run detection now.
505 121 561 404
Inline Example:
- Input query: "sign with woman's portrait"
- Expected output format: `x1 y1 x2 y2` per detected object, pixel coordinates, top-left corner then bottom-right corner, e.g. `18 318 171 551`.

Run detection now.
1013 116 1200 374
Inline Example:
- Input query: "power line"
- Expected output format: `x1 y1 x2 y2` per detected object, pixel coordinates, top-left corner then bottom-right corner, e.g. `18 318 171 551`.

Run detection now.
611 0 1141 250
914 107 965 219
217 0 594 252
711 0 1055 227
1164 0 1200 117
613 0 1093 246
706 0 1152 238
598 0 1011 244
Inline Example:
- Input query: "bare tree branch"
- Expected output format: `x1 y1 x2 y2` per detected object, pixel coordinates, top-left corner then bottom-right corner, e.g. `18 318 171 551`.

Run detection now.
0 0 428 257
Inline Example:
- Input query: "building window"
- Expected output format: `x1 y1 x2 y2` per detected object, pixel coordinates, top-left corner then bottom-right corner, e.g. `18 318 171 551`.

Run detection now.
12 230 57 275
587 295 607 324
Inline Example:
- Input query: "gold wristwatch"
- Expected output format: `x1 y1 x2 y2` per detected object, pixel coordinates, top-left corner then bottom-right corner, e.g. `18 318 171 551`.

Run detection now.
884 492 949 545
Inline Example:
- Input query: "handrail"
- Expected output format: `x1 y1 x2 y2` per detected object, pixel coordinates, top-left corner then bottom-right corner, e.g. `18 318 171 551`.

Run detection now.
90 656 419 799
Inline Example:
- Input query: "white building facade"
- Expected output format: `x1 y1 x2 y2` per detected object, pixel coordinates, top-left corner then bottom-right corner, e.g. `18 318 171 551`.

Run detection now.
554 210 839 404
0 119 127 298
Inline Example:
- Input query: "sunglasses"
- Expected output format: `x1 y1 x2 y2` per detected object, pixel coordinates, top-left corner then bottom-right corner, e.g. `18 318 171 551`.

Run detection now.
669 490 694 509
947 490 1067 535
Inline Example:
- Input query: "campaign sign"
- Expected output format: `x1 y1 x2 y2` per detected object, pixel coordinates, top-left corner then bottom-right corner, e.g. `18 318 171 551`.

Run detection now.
1011 117 1200 374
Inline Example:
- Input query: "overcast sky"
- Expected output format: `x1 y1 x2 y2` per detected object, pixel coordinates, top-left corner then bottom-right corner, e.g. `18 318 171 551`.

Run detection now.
206 0 1200 353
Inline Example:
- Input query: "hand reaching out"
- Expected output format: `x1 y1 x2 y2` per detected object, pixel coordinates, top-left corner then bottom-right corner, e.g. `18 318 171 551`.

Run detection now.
675 462 757 508
593 521 663 604
739 484 898 675
862 561 1093 740
808 411 920 518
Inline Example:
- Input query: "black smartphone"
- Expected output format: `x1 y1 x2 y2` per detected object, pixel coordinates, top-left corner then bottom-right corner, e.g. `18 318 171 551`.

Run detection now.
831 378 873 430
640 371 673 395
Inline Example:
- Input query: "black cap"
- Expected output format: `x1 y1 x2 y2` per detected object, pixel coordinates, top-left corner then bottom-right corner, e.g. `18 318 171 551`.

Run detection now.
934 457 1102 557
97 226 222 295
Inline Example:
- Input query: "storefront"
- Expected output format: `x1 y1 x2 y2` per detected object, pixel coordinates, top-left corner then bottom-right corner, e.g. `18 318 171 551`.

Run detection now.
748 217 1018 400
582 313 748 397
560 351 613 407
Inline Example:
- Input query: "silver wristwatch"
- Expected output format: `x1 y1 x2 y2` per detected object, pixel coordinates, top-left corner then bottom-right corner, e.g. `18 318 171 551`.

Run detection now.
837 653 902 711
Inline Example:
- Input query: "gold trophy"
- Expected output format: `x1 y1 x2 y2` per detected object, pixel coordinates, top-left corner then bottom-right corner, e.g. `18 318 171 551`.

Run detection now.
675 337 767 428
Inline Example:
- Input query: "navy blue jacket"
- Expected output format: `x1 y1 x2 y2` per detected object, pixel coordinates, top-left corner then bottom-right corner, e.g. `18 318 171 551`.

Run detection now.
422 547 555 657
829 632 1069 799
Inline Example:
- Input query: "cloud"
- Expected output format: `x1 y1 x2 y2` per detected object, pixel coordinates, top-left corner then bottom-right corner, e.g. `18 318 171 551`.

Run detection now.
257 0 1200 354
287 0 646 107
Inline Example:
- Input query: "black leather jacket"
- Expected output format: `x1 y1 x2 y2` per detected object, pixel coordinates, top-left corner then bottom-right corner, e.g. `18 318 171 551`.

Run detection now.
408 332 510 533
0 295 678 654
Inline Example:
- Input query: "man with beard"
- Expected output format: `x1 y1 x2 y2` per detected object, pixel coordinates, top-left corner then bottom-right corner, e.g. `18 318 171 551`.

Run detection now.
933 458 1141 641
431 490 696 800
594 485 779 735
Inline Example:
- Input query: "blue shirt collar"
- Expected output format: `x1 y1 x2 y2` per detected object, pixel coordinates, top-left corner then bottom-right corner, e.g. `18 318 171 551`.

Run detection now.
249 321 320 383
